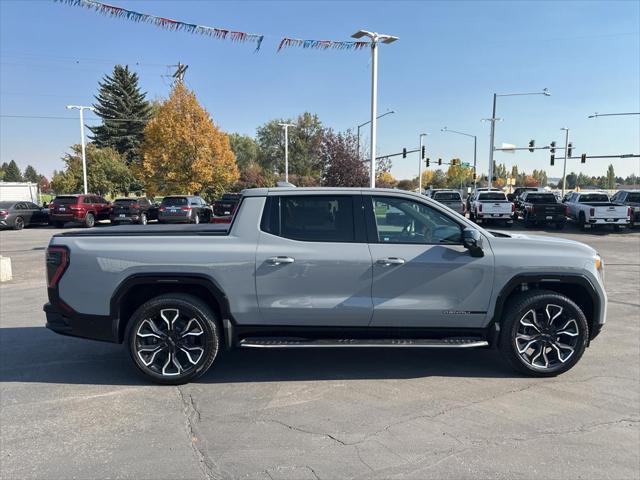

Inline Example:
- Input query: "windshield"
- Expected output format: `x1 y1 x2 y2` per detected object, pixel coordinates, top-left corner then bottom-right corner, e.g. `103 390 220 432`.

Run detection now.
161 197 188 207
434 192 461 201
580 194 609 202
526 194 557 204
114 199 137 205
478 193 507 201
52 196 78 205
626 193 640 202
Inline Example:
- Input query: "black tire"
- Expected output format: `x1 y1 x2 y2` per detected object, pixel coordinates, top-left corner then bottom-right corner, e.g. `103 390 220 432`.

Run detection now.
193 213 200 225
503 220 513 228
613 225 623 232
139 213 148 225
125 293 220 384
499 290 589 377
523 214 533 228
84 212 95 228
555 222 565 230
111 220 120 226
578 212 586 231
13 216 25 230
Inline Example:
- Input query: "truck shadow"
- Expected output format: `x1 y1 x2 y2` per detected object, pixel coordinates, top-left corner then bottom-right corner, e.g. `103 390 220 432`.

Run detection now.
0 327 520 386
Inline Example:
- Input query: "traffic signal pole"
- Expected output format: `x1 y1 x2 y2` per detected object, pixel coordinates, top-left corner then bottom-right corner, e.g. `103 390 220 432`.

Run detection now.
561 128 570 197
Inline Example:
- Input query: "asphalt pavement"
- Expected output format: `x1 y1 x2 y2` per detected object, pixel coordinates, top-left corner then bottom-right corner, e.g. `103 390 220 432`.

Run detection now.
1 222 639 480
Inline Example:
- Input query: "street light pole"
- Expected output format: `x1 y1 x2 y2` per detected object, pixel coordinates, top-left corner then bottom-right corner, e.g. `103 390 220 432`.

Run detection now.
66 105 95 194
561 127 570 197
278 123 295 183
357 110 394 158
485 88 550 188
441 127 478 189
418 133 427 193
352 30 398 188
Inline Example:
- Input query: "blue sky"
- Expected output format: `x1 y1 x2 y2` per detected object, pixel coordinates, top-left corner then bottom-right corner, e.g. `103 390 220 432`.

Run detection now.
1 0 639 181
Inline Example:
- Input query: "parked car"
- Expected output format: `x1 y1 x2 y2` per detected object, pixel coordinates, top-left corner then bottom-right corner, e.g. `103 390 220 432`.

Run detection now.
610 189 640 227
469 191 514 227
0 201 49 230
507 186 542 202
516 192 567 229
564 191 630 231
213 193 241 217
110 197 158 225
430 190 465 215
157 195 211 224
48 194 111 228
44 187 607 383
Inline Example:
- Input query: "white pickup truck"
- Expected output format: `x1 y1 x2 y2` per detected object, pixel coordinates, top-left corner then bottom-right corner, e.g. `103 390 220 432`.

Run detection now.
564 191 630 230
470 191 514 227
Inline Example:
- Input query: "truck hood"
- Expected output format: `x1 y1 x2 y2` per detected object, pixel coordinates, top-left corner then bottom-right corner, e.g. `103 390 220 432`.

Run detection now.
487 231 597 256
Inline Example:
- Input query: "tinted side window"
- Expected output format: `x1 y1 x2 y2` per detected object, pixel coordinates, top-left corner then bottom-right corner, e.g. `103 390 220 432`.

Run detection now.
370 196 462 245
262 195 356 243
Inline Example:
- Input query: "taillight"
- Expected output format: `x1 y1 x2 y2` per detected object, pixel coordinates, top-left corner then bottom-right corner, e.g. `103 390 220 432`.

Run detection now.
628 207 632 218
159 207 165 212
131 203 140 209
69 205 81 211
589 208 595 216
511 203 516 212
181 206 192 211
0 210 7 217
49 204 55 210
46 246 69 289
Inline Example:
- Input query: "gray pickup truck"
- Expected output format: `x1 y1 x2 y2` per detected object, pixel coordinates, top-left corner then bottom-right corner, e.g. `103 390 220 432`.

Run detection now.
44 187 607 384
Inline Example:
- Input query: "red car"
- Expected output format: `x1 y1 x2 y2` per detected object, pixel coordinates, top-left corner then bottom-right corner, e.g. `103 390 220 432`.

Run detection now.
49 194 111 228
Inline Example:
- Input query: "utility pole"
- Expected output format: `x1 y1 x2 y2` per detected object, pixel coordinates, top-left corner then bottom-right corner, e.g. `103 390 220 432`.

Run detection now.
418 133 427 193
278 123 295 182
66 105 95 194
561 127 570 197
172 62 188 83
352 30 398 188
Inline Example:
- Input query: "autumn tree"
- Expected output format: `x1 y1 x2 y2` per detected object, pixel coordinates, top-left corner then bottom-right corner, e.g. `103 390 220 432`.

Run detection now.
396 179 417 191
235 161 275 190
138 82 239 198
321 129 368 187
445 163 473 189
376 171 397 189
90 65 152 165
523 175 539 187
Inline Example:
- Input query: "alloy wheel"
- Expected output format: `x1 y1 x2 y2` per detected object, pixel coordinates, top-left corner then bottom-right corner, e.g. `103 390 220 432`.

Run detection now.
14 216 24 230
515 304 581 370
135 308 206 376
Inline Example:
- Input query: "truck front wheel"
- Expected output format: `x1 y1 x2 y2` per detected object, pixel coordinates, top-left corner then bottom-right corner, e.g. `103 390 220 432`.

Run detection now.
125 293 220 384
499 290 589 377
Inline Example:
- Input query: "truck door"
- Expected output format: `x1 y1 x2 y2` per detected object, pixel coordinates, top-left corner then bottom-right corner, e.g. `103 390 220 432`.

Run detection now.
365 194 494 328
255 194 373 326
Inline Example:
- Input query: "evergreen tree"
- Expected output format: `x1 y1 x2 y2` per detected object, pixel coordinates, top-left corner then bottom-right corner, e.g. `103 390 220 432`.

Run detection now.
606 164 616 189
23 165 40 183
89 65 151 166
3 160 23 181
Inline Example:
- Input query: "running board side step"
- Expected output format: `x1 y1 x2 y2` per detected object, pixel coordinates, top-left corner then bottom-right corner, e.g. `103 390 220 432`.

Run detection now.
238 337 489 349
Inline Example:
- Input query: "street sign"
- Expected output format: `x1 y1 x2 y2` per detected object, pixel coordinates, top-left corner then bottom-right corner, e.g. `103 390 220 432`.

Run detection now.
501 143 516 153
462 162 470 167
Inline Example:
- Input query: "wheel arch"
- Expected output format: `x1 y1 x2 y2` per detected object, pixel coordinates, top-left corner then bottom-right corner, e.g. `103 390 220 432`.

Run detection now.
490 273 601 342
111 273 233 345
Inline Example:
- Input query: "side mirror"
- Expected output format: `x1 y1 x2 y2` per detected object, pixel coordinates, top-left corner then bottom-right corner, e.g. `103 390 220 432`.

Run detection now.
462 228 484 257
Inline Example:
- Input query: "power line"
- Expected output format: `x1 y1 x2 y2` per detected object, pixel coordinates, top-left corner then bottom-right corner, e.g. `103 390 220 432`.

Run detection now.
0 114 149 122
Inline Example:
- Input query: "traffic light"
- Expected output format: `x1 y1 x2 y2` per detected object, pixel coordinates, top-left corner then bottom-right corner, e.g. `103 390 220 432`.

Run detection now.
568 142 573 157
550 141 556 154
438 158 442 166
426 158 430 167
550 154 555 166
421 146 425 159
402 148 407 158
581 153 586 163
528 139 535 152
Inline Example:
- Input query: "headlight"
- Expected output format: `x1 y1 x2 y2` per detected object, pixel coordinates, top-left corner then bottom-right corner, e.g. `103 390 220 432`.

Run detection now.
595 253 604 282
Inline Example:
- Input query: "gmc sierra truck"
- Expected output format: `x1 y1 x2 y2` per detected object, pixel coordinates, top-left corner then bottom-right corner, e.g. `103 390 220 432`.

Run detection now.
44 187 607 384
564 191 630 231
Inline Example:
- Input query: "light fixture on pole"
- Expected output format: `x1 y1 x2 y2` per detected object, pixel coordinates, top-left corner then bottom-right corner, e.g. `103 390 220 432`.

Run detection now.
357 110 395 158
418 133 428 194
441 127 478 189
66 105 95 194
278 122 296 183
486 88 550 188
352 29 398 188
560 127 570 197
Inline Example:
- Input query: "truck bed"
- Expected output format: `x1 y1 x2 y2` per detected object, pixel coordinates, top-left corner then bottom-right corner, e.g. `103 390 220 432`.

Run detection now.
55 223 230 237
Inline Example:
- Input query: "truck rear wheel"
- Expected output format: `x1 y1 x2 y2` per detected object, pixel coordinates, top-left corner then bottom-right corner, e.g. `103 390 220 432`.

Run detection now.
125 293 220 384
499 290 588 377
84 213 95 228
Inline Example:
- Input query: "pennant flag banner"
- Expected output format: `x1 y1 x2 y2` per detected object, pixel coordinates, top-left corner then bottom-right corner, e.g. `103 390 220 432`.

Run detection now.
55 0 265 51
277 37 370 52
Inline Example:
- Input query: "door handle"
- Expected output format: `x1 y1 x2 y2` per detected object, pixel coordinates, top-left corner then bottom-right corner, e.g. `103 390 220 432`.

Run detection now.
267 256 295 266
377 257 405 266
